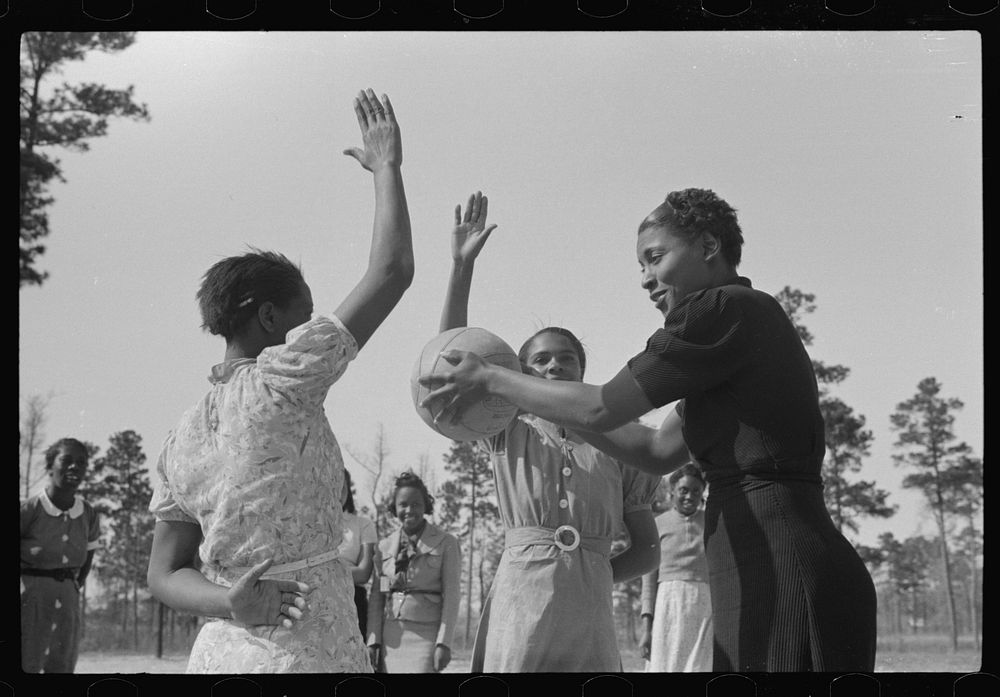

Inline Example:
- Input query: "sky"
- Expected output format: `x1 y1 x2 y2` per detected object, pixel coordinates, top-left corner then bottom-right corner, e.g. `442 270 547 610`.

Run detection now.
18 31 983 549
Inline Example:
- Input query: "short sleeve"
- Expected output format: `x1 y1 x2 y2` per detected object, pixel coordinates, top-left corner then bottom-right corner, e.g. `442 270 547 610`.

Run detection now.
20 499 37 537
621 462 661 515
256 314 359 410
148 435 198 525
359 515 378 545
627 286 749 408
86 503 102 551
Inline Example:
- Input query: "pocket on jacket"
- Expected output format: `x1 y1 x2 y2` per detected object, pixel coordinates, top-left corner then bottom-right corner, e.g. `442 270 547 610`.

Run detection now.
396 593 443 623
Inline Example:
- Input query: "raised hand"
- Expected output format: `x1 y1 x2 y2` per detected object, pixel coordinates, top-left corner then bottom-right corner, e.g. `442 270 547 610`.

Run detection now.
452 191 497 264
343 89 401 172
227 558 311 628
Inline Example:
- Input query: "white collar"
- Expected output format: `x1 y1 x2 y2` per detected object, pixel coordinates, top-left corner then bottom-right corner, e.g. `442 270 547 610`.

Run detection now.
40 489 85 519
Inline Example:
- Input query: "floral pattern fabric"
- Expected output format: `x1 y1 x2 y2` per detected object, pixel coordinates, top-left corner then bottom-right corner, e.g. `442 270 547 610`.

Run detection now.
149 314 371 673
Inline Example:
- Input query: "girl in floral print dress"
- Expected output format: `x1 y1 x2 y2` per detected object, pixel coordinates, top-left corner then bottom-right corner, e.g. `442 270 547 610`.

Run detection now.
146 89 414 673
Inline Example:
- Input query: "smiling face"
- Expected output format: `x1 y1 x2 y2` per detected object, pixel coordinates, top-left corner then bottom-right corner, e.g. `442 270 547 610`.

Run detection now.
48 442 88 493
673 474 705 517
394 486 427 534
637 223 715 318
523 332 584 382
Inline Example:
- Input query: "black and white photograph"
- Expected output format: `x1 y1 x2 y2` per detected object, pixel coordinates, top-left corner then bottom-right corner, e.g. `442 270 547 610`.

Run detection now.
18 20 985 691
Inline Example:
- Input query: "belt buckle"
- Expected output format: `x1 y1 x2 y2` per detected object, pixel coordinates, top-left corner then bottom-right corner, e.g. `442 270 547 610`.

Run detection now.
553 525 581 552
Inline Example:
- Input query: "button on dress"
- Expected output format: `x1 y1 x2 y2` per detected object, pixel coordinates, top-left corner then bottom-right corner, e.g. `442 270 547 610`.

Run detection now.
471 415 659 672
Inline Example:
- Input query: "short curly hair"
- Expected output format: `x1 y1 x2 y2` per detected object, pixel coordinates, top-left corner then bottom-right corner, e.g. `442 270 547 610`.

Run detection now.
518 327 587 380
387 471 435 516
44 438 89 470
196 248 305 340
668 462 707 488
639 188 744 268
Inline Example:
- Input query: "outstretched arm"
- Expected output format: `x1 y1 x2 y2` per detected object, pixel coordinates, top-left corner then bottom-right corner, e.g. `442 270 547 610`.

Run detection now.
421 359 653 432
336 89 414 350
574 407 690 477
440 191 497 332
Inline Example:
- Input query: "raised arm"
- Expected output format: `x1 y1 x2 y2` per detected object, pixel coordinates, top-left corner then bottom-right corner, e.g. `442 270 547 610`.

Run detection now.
336 89 414 350
440 191 497 332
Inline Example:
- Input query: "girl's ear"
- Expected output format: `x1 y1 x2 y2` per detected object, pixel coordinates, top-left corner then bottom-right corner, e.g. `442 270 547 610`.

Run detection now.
257 301 277 332
700 232 722 262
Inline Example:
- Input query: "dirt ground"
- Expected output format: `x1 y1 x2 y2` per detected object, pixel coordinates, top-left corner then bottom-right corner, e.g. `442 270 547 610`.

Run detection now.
75 647 981 674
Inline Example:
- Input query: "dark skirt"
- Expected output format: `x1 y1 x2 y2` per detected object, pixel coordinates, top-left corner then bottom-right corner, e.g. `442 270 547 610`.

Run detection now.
21 575 81 673
704 477 877 672
353 584 368 638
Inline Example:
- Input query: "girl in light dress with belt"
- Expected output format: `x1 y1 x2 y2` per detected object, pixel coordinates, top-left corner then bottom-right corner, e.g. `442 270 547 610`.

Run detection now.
146 89 413 673
367 472 461 673
437 193 661 672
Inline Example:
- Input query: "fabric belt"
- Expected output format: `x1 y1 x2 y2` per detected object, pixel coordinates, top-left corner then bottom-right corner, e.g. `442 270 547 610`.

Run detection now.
21 567 78 582
217 549 341 582
390 589 442 596
505 525 611 557
705 469 823 488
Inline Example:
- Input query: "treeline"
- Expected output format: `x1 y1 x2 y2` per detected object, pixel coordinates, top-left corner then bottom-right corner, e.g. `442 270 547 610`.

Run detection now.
18 287 982 655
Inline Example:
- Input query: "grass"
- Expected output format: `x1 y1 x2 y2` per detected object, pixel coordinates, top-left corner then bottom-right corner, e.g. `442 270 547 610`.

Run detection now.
75 635 982 674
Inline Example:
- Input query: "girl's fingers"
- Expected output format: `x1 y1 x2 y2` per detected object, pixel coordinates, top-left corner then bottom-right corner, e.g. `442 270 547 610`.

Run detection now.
275 579 310 594
455 205 462 226
463 193 475 223
471 191 482 221
352 98 369 131
419 384 451 407
241 558 273 584
479 195 489 223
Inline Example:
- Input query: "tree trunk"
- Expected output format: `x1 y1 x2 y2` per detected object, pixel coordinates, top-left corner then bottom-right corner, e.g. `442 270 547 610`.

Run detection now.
133 580 139 650
119 581 128 648
966 516 980 651
157 601 165 658
932 509 959 651
894 590 904 651
464 482 476 650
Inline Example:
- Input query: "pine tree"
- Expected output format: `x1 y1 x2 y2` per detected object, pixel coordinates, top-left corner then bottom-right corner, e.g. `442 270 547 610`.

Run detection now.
20 32 150 287
890 377 976 652
438 440 500 648
774 286 895 537
79 430 154 649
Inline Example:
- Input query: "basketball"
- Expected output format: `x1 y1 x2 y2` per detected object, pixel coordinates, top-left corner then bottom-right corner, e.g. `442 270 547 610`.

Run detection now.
411 327 521 441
